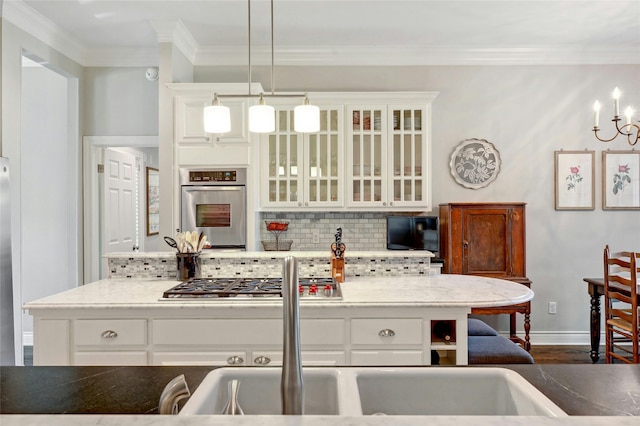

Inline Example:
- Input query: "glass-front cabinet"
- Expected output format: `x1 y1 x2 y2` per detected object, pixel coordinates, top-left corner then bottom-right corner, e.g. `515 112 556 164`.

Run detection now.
347 103 429 209
262 105 343 209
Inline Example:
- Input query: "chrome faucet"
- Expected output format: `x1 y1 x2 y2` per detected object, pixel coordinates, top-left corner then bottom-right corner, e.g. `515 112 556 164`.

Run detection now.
281 256 304 415
158 374 191 415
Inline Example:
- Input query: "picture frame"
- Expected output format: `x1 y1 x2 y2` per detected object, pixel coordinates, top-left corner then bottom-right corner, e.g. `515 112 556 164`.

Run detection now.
602 150 640 210
449 138 501 189
146 167 160 235
554 150 595 210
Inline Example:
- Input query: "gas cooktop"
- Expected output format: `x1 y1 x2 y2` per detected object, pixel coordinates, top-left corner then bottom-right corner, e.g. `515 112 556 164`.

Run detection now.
161 277 342 300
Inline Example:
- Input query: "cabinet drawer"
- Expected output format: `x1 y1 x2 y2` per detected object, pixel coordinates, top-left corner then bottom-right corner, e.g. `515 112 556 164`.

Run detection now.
351 350 423 365
351 319 423 345
153 319 281 345
75 319 147 346
74 351 147 366
153 351 248 366
252 351 346 367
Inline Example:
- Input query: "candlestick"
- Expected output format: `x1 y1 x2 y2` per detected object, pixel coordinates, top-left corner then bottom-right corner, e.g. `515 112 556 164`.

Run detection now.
613 87 620 116
593 101 600 128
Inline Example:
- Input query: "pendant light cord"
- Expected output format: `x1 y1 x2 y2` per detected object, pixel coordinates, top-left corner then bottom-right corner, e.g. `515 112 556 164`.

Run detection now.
271 0 275 95
248 0 251 95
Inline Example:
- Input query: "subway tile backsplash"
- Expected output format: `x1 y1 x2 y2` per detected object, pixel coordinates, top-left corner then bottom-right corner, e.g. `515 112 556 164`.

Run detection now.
260 212 421 251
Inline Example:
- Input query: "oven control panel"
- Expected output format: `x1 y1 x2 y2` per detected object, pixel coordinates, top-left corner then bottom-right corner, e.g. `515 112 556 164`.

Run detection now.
189 170 236 182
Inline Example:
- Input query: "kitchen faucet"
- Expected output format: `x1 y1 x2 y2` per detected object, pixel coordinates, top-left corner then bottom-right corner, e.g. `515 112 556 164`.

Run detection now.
281 256 304 415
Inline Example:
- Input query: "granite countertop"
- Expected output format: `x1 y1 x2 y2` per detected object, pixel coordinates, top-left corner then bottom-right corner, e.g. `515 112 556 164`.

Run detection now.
23 275 533 310
1 364 639 424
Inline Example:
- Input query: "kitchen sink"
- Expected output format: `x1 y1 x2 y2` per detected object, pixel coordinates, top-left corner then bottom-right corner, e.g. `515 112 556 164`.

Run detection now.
179 367 356 416
180 367 567 417
353 367 568 416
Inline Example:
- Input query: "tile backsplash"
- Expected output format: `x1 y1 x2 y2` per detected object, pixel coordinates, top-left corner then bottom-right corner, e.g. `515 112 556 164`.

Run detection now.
260 212 428 251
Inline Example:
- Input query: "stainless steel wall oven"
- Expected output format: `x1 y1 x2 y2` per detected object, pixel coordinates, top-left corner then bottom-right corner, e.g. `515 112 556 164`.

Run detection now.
179 168 246 249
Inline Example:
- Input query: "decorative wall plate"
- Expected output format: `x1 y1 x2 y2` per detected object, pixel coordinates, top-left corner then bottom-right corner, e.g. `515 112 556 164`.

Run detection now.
449 138 501 189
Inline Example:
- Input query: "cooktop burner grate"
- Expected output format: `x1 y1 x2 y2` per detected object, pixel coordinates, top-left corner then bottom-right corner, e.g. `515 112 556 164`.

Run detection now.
161 277 340 300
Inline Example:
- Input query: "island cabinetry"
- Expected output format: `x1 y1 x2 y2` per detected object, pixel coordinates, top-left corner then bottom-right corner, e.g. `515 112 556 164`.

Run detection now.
346 100 433 211
260 99 344 210
439 202 531 350
74 319 148 366
151 318 346 367
350 318 424 365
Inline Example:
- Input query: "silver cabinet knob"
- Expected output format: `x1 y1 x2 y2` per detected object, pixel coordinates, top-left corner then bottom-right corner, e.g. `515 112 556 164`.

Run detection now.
253 356 271 365
298 202 303 206
226 355 245 365
389 202 394 206
101 330 118 339
304 202 309 207
378 329 396 337
383 202 387 206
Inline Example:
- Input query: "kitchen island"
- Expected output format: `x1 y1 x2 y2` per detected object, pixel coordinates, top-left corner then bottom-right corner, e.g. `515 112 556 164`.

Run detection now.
24 272 532 367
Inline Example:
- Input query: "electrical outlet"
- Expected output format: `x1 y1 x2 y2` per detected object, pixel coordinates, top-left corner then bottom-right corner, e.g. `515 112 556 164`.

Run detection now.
548 302 557 314
312 229 320 244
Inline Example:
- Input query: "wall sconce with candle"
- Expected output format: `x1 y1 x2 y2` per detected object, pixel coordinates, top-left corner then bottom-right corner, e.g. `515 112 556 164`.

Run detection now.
593 87 639 146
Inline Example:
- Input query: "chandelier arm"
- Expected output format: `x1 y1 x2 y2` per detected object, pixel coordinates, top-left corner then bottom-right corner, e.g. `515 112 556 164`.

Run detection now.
626 124 640 146
593 127 623 143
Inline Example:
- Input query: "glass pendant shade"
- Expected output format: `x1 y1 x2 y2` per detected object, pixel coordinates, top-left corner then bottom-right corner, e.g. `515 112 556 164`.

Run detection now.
203 104 231 133
249 103 275 133
294 103 320 133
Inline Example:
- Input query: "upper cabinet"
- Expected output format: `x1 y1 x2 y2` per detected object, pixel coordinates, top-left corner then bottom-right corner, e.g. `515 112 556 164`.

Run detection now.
260 99 344 210
259 92 437 211
346 102 430 209
168 83 264 167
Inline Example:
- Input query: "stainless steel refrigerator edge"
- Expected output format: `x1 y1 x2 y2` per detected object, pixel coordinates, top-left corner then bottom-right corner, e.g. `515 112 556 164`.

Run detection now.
1 157 16 365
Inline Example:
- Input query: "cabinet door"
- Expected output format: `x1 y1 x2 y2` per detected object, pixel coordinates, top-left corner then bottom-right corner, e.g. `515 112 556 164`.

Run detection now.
263 108 304 208
305 108 343 207
262 106 343 209
387 106 428 208
462 208 514 277
346 106 387 207
175 95 248 144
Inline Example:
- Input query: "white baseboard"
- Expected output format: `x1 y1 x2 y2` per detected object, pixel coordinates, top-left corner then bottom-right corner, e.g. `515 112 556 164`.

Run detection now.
500 331 602 346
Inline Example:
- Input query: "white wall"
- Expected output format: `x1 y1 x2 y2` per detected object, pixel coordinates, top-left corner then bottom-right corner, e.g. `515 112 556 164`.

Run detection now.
193 64 640 343
20 64 72 334
1 21 84 358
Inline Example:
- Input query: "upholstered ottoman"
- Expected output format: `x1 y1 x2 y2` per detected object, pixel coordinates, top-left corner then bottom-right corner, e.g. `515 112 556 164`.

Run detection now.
467 318 534 364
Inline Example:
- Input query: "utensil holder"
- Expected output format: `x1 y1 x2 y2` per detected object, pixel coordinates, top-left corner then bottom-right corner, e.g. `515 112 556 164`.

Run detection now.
176 253 202 280
331 257 345 283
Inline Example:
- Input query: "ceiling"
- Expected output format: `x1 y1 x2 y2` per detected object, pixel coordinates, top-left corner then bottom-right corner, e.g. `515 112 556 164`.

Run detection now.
3 0 640 66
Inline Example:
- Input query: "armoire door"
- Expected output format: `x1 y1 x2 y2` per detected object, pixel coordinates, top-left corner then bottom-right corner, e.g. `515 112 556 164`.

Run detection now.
461 208 513 277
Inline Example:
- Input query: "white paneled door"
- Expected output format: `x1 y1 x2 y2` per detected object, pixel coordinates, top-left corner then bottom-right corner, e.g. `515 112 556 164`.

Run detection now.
103 148 136 255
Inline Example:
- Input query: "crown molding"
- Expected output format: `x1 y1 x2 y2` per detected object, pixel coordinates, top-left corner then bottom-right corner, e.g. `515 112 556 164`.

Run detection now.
3 1 639 67
149 19 199 64
2 0 87 65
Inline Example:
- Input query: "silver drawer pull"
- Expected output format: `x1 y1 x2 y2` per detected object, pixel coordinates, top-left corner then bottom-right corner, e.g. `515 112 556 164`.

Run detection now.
378 329 395 337
227 355 245 365
254 356 271 365
101 330 118 339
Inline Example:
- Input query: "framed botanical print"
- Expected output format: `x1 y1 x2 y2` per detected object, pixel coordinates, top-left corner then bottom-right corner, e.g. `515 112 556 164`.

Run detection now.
554 150 595 210
602 150 640 210
146 167 160 235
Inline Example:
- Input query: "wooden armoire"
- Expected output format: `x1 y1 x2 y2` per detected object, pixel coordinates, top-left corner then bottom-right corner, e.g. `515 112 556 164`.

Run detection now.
439 202 531 350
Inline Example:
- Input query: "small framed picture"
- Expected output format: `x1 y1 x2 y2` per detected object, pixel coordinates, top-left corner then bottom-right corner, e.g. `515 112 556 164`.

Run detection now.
602 150 640 210
554 150 595 210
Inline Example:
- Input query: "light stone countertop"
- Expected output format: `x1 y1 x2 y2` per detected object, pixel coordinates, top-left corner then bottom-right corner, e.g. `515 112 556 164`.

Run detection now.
104 250 436 259
23 275 532 310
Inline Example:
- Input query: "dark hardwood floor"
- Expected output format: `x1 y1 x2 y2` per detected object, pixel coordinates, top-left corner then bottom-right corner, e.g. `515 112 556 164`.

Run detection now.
22 345 603 366
529 345 603 364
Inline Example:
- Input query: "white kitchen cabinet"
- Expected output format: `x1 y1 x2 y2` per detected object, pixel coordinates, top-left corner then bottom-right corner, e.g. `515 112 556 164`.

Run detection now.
168 83 263 167
346 99 434 210
261 102 343 210
350 350 423 366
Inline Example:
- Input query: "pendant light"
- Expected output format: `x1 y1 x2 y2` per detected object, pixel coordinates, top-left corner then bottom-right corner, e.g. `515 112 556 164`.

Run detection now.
294 95 320 133
203 0 318 135
203 94 231 133
249 94 275 133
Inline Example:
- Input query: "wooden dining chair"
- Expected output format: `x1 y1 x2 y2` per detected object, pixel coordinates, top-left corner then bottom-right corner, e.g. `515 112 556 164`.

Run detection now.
603 246 639 364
